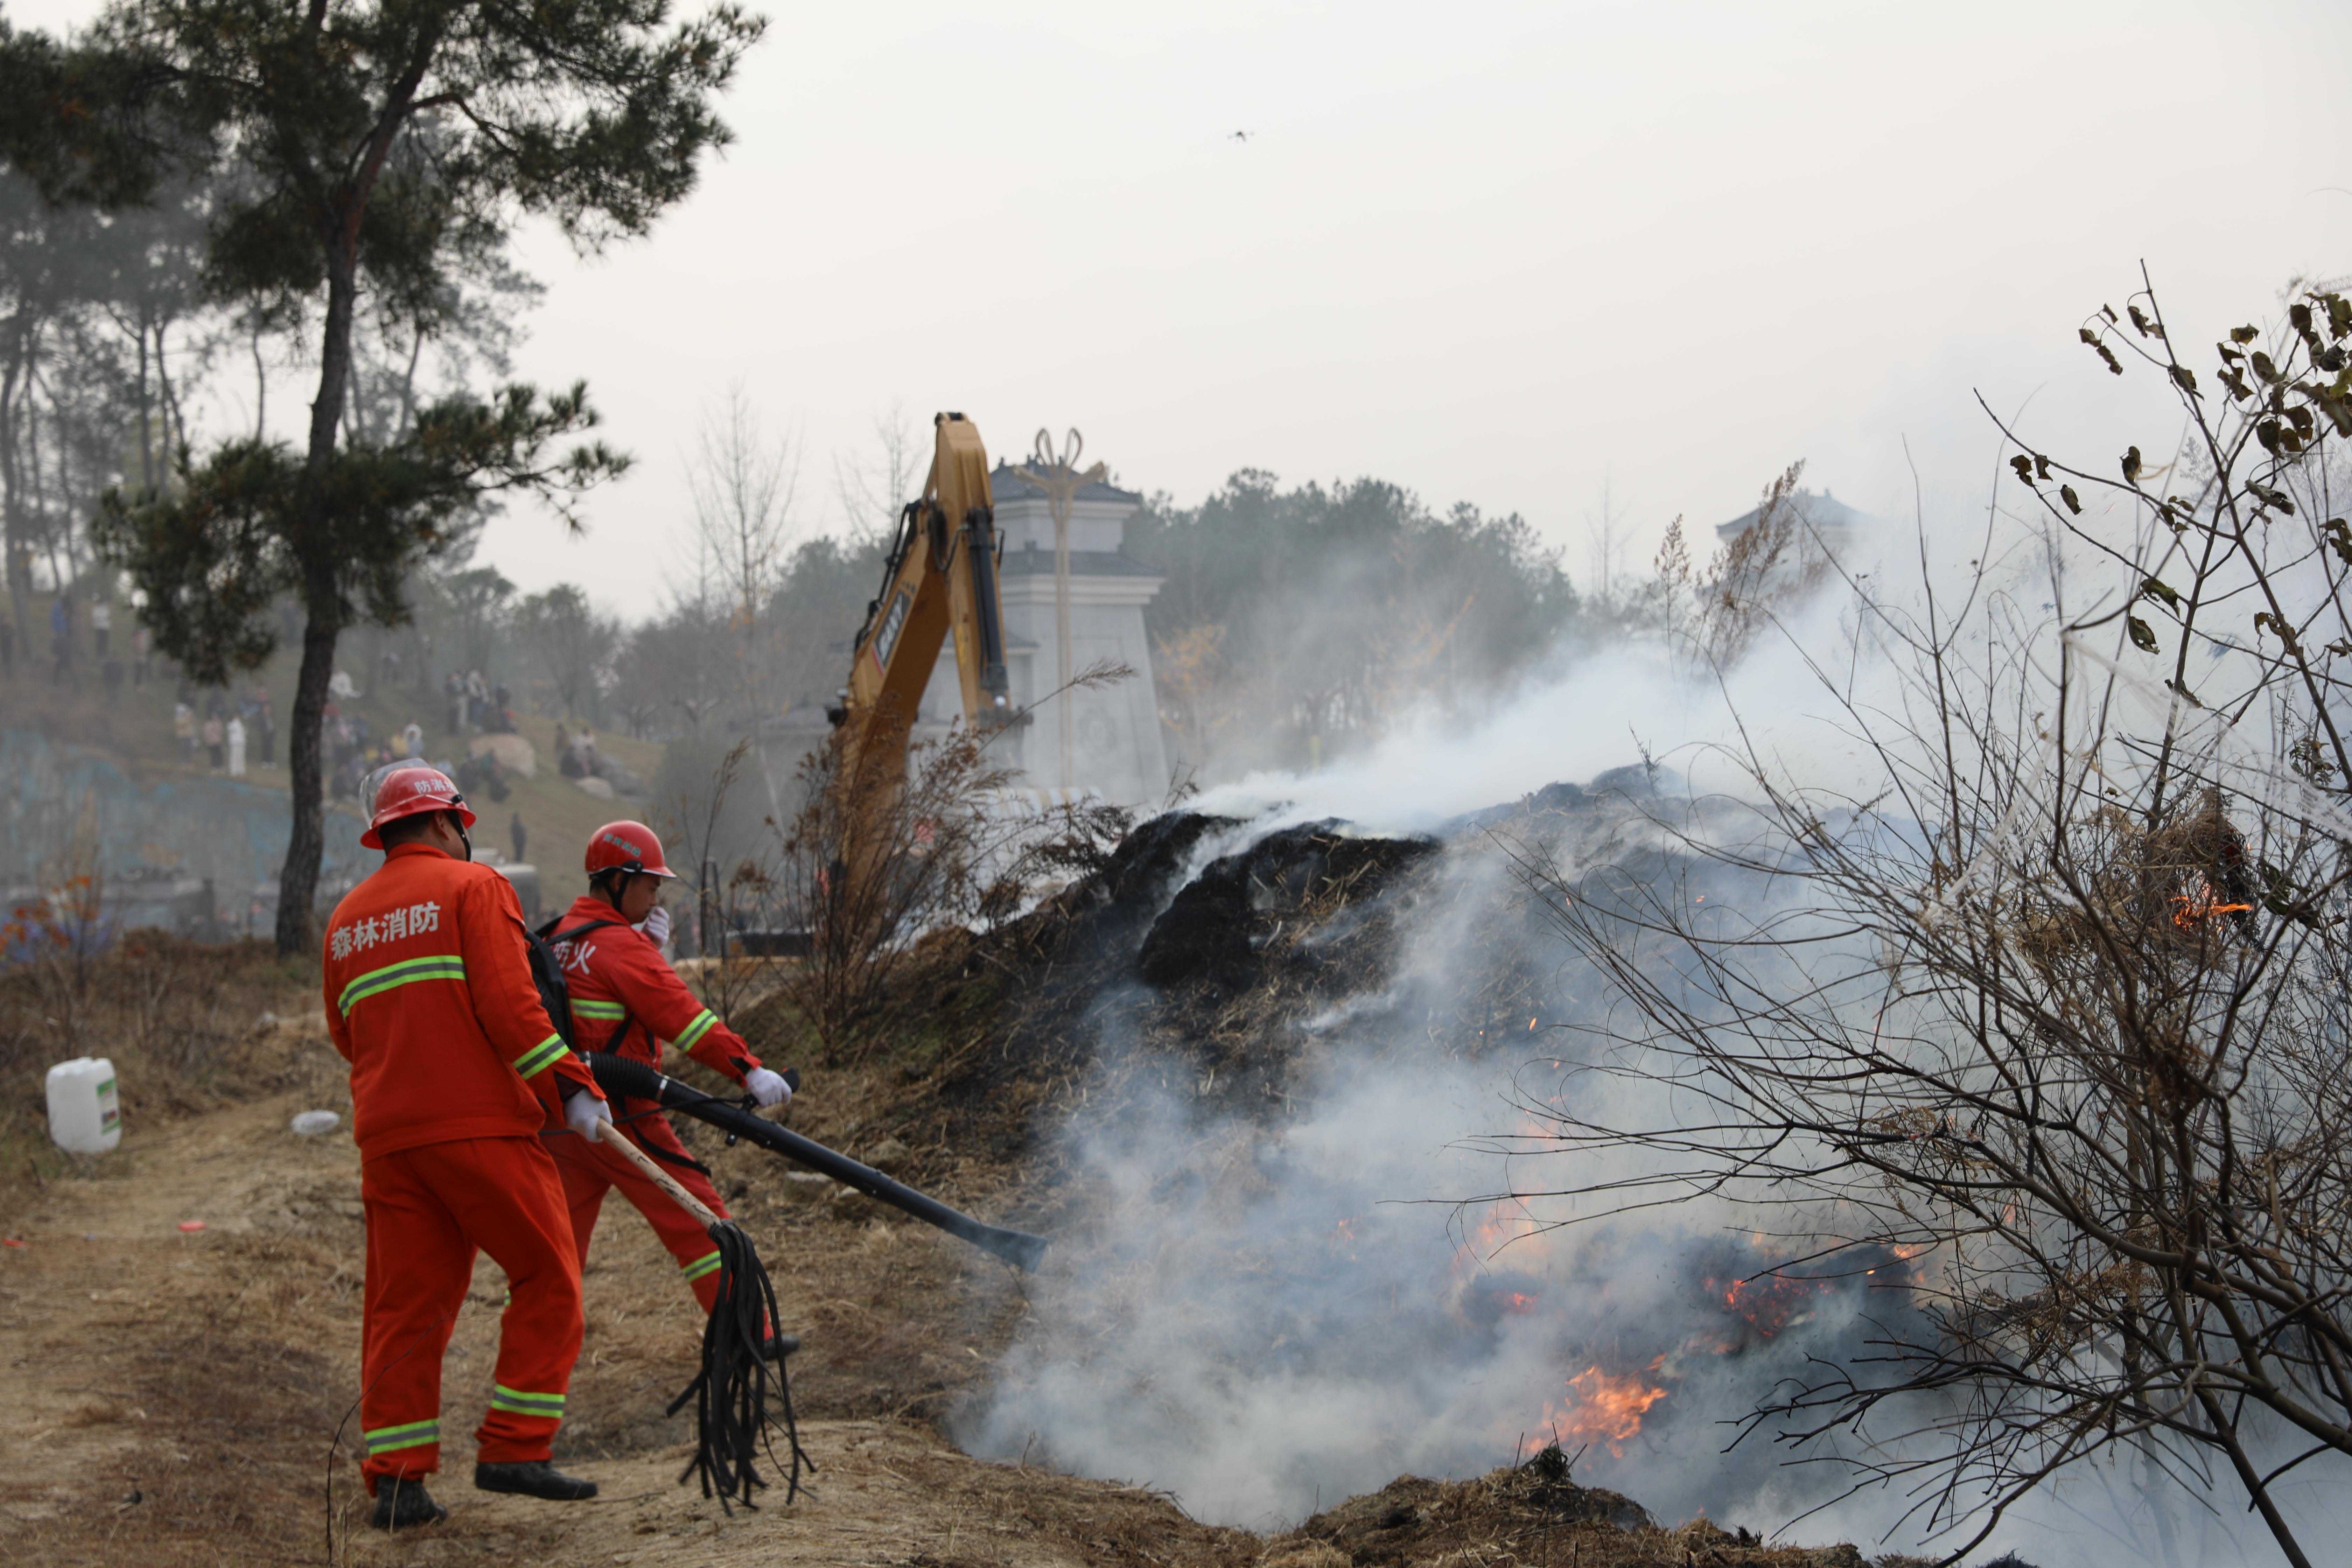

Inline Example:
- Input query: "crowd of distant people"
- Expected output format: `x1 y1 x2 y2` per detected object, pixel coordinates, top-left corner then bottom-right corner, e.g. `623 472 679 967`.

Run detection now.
323 665 534 804
447 668 518 736
173 684 277 777
12 588 589 841
552 721 606 781
0 587 276 778
1 587 156 698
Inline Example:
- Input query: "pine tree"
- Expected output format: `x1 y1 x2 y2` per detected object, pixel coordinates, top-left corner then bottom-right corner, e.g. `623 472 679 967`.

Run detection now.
1 0 765 952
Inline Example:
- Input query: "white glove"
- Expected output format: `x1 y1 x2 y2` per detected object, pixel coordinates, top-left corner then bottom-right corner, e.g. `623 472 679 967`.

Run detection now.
744 1066 791 1109
637 905 671 948
565 1092 614 1139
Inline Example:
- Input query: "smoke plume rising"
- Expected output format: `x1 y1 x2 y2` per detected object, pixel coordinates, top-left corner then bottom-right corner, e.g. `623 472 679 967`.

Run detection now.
955 554 2315 1564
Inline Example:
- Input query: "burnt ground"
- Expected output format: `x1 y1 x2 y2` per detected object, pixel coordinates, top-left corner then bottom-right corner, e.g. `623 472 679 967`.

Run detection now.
1 792 1932 1566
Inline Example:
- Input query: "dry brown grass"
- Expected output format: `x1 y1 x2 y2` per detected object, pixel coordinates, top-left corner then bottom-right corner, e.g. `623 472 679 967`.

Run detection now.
0 931 315 1207
1260 1467 1879 1568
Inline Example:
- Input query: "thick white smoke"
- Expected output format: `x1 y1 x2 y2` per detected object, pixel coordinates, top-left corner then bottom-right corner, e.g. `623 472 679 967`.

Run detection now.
953 589 1885 1505
954 532 2320 1564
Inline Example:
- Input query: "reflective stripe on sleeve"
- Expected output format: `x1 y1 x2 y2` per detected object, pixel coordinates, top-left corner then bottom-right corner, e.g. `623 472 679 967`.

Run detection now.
364 1418 440 1455
571 999 626 1020
674 1008 719 1050
679 1249 722 1283
489 1384 566 1418
337 954 466 1016
510 1034 567 1079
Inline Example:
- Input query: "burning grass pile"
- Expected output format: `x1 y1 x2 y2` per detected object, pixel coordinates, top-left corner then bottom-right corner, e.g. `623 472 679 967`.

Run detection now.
730 782 1648 1186
736 773 1944 1557
1252 1447 1925 1568
729 769 1727 1245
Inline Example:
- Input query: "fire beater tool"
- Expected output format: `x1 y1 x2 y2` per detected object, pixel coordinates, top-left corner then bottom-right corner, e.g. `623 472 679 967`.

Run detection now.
586 1118 811 1508
583 1051 1051 1271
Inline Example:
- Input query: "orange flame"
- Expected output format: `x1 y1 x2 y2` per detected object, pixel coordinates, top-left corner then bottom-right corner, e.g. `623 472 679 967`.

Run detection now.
1541 1362 1668 1457
1464 1202 1538 1261
1720 1273 1834 1329
1692 1268 1843 1353
2172 890 2251 929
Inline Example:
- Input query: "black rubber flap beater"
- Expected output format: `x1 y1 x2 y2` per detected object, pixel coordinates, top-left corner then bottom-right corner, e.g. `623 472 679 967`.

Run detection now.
668 1210 810 1510
583 1052 1050 1271
576 1092 813 1511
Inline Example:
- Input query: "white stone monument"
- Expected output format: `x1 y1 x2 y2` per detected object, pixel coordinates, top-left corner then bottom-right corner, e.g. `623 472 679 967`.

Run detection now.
915 463 1168 808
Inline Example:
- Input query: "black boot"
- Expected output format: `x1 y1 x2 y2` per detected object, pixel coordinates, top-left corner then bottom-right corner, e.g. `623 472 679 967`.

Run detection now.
474 1460 598 1501
370 1474 448 1530
761 1331 802 1360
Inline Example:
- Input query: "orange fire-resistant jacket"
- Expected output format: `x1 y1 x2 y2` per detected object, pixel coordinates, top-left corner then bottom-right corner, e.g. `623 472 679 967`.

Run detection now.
324 844 604 1162
548 895 764 1085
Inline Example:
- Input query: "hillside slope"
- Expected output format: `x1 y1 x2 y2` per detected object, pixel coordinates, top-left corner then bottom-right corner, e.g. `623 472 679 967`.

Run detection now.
2 596 666 919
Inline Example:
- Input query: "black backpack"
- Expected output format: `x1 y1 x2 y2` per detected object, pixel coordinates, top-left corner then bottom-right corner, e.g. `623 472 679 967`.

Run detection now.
526 915 625 1055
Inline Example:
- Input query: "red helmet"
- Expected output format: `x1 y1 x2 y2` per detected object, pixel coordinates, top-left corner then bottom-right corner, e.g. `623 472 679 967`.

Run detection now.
585 820 677 880
362 766 475 849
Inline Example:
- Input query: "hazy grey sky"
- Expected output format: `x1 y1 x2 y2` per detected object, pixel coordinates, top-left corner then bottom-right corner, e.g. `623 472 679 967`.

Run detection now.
15 1 2352 611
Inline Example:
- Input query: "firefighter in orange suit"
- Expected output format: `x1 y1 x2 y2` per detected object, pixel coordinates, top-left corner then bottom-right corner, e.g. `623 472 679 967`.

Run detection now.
323 766 613 1532
544 820 795 1346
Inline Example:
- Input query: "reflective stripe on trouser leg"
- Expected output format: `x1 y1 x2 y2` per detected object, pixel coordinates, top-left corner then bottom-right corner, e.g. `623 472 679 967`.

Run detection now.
490 1384 566 1418
363 1418 440 1457
680 1249 722 1284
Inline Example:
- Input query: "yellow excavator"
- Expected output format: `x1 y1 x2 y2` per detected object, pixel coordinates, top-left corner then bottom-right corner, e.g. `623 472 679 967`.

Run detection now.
825 411 1020 788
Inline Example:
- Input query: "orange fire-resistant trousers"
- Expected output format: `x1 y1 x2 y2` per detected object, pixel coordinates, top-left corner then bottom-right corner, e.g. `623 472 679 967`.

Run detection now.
358 1136 583 1493
547 1110 736 1314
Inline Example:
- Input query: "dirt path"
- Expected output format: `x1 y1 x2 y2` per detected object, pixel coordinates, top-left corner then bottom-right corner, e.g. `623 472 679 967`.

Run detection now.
0 1013 1878 1568
0 1021 1258 1568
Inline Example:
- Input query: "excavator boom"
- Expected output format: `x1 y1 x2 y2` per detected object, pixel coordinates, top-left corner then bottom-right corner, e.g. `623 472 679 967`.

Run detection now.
833 414 1015 785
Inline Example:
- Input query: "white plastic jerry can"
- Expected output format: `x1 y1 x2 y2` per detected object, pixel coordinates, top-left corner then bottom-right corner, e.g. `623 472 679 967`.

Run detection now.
46 1056 122 1154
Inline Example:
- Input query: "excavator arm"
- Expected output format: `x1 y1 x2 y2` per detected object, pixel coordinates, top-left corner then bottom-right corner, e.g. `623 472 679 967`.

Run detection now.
831 413 1017 788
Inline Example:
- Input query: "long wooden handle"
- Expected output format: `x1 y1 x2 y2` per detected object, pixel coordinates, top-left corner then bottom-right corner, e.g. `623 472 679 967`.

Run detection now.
592 1119 723 1231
